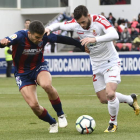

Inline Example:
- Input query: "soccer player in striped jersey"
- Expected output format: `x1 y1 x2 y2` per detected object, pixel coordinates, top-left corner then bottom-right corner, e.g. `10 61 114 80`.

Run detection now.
0 20 84 133
45 5 140 132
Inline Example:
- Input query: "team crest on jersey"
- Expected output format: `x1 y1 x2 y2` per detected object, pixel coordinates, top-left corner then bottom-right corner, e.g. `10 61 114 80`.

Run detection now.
9 34 17 40
38 41 43 47
93 29 97 36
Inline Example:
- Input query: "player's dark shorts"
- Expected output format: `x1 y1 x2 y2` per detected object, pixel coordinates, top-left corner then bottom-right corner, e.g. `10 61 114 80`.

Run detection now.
15 61 49 90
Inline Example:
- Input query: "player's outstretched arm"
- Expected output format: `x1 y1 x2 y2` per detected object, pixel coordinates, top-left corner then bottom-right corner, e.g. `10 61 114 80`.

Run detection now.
0 38 11 48
95 27 119 43
47 33 85 52
56 35 85 52
45 20 76 34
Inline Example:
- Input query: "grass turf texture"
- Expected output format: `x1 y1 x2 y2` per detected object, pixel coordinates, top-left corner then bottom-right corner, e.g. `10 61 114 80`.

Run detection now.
0 76 140 140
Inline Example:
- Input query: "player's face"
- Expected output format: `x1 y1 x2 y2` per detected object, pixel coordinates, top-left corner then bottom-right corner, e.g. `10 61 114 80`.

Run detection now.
25 21 31 30
28 32 43 45
76 14 91 30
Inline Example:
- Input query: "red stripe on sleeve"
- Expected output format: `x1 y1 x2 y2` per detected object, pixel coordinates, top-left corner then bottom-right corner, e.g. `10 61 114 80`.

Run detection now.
93 15 112 29
93 15 97 22
64 18 76 24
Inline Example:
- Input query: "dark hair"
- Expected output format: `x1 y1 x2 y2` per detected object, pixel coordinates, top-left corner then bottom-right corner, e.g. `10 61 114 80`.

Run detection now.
74 5 88 20
25 19 31 22
29 20 45 35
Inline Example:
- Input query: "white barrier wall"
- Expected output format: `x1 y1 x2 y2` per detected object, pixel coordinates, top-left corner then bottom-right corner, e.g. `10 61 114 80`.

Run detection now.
0 9 23 38
0 9 23 58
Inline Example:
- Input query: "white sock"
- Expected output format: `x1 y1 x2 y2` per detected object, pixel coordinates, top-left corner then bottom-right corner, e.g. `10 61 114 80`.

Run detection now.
108 97 119 126
116 92 133 105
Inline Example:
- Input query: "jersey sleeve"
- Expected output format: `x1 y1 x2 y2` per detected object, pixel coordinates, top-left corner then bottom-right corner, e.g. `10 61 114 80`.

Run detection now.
0 31 21 48
43 33 58 43
5 31 23 45
43 33 84 51
56 35 85 51
93 15 119 42
46 19 77 31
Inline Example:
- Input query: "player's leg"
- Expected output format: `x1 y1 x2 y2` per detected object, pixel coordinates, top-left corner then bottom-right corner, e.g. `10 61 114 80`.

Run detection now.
128 94 140 115
95 86 138 113
107 64 139 115
104 82 119 132
20 85 58 133
93 72 137 106
115 92 139 115
37 71 68 128
103 65 121 132
95 84 137 108
93 68 139 115
96 89 107 104
92 72 118 132
92 73 107 104
115 92 133 104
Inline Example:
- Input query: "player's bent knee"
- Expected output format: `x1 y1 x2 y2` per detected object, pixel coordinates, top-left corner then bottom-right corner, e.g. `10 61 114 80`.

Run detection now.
42 84 52 93
106 89 116 100
106 93 115 100
100 99 108 104
29 102 40 111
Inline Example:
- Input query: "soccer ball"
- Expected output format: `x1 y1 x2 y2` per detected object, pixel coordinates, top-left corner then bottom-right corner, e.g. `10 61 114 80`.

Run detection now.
76 115 96 134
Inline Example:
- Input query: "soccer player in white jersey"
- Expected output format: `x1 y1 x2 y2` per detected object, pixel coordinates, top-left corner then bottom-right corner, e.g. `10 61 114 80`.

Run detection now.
45 5 140 132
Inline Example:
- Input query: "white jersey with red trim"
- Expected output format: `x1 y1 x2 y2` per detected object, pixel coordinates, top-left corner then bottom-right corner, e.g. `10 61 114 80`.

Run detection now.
47 15 120 71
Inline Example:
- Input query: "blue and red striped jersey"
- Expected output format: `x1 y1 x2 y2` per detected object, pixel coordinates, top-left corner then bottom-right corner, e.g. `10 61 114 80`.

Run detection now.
6 30 57 75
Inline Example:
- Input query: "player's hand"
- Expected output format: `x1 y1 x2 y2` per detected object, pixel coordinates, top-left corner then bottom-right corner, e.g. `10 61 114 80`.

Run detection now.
45 28 51 36
80 37 96 46
85 46 90 54
0 38 10 46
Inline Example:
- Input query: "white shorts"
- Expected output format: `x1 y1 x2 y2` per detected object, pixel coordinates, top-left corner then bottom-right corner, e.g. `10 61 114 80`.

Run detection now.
92 64 121 93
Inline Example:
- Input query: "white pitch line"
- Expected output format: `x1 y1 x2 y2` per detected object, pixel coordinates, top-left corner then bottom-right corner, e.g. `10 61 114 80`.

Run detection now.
0 93 140 98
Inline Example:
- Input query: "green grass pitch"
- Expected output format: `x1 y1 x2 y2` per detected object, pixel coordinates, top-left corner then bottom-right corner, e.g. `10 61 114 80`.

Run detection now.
0 76 140 140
